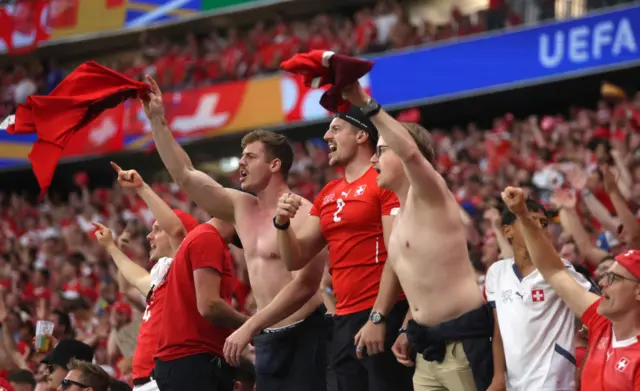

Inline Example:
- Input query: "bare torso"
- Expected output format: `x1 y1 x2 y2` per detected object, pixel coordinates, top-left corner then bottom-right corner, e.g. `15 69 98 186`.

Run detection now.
234 196 323 328
388 187 484 326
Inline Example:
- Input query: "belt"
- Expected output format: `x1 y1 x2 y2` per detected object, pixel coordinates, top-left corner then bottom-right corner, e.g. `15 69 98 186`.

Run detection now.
133 377 151 386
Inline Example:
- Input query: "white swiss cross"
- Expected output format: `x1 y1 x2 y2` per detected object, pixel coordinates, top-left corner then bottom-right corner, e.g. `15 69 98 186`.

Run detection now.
531 289 545 302
355 185 367 196
616 358 630 372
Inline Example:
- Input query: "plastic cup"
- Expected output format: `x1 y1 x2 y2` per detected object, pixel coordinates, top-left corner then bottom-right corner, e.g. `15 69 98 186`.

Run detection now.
35 320 54 353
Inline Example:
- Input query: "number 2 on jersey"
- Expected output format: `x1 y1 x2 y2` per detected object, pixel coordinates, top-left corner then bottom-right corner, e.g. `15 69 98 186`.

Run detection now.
333 199 345 222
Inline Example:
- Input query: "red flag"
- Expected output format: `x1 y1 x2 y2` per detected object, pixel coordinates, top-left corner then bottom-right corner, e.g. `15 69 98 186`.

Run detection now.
280 50 373 113
6 61 149 197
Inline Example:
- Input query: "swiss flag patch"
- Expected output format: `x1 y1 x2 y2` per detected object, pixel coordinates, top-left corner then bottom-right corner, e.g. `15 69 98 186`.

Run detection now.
531 289 545 302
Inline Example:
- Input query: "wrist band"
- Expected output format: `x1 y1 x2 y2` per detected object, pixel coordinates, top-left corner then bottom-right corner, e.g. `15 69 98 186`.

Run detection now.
398 327 407 334
273 216 290 230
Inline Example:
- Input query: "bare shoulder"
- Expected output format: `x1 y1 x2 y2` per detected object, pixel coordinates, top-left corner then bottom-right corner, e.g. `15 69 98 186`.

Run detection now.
228 188 258 215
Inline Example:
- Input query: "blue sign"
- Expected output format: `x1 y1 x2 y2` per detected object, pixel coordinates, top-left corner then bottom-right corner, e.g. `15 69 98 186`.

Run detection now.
125 0 201 28
369 5 640 106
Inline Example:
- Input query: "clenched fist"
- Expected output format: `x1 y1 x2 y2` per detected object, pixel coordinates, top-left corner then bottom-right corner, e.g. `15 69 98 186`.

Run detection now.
501 187 528 216
111 162 144 189
275 193 303 225
93 222 115 248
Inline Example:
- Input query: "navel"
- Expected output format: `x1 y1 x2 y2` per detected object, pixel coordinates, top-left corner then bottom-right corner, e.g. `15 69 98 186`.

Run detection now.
270 253 277 259
405 241 410 248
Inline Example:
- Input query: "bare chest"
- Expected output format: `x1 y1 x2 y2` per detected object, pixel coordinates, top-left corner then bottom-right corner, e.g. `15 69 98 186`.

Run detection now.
235 206 281 263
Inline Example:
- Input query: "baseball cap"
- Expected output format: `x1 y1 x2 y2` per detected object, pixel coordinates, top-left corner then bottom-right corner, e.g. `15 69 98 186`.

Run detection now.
616 250 640 280
334 106 378 147
172 210 198 232
113 301 132 318
42 339 94 369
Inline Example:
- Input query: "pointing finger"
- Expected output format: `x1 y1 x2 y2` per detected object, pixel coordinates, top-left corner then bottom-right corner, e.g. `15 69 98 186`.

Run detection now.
110 161 122 173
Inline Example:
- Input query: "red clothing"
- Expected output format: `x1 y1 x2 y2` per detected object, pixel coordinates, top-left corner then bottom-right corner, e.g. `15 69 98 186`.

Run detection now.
133 261 170 378
310 167 399 315
581 298 640 390
155 224 234 361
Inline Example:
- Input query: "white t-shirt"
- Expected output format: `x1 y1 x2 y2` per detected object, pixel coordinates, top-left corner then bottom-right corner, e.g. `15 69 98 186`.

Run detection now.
485 258 593 391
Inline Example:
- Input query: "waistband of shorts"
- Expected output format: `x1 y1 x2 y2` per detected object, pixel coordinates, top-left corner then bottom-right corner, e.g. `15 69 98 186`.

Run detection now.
261 305 326 334
408 303 493 340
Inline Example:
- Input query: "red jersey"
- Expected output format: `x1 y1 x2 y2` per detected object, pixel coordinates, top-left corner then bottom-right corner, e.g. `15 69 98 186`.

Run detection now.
581 298 640 391
132 256 173 379
155 224 234 361
310 167 399 315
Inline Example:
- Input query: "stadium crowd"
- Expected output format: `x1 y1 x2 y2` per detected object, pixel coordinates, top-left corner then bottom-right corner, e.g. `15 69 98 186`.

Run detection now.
0 75 637 389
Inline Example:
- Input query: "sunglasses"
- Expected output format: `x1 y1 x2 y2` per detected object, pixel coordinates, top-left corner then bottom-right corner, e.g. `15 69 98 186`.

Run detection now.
60 379 90 390
598 271 640 286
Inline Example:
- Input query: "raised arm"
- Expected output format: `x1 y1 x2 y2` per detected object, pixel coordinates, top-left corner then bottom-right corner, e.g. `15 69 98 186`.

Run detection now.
343 83 446 202
602 165 640 247
111 162 188 250
275 193 327 271
141 75 243 223
551 190 611 267
93 223 153 296
502 187 599 318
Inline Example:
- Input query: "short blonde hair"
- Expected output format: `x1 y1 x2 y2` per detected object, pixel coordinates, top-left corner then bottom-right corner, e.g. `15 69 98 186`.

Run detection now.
68 359 111 391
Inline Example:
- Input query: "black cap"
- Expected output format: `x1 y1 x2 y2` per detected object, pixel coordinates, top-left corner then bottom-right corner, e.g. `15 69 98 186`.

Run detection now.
334 106 378 148
42 339 94 369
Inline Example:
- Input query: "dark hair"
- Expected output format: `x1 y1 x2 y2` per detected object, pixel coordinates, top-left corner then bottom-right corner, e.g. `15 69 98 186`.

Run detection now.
400 122 436 165
7 369 36 387
109 378 133 391
236 357 256 386
501 199 547 226
38 268 51 282
68 359 111 391
53 309 75 338
241 130 294 179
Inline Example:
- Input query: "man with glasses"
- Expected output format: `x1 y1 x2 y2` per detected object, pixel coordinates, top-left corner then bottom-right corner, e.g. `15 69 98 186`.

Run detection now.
485 199 593 390
41 339 93 390
58 359 110 391
501 186 640 391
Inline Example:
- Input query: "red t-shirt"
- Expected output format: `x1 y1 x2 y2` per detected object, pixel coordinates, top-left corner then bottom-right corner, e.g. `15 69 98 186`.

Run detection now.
310 167 400 315
155 224 234 361
581 298 640 390
132 257 173 379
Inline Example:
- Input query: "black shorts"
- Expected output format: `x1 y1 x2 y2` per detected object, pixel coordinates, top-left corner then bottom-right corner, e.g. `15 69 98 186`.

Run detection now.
330 300 414 391
154 353 235 391
253 306 327 391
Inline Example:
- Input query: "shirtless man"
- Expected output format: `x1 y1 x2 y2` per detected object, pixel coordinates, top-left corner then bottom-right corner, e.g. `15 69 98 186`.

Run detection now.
142 74 327 391
342 83 493 390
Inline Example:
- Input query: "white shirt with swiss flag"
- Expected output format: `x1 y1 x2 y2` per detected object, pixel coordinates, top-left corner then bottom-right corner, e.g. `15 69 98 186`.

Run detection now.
485 258 593 390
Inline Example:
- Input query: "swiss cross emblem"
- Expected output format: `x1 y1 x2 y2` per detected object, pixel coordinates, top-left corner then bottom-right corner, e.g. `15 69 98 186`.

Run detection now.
531 289 545 302
355 185 367 196
616 357 630 372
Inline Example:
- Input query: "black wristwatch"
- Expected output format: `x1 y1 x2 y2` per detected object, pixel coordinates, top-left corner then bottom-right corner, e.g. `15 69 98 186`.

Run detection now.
369 311 386 324
360 97 382 118
273 216 291 230
398 327 407 334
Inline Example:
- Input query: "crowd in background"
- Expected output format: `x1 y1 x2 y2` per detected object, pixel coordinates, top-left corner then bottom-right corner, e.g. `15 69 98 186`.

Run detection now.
0 77 638 387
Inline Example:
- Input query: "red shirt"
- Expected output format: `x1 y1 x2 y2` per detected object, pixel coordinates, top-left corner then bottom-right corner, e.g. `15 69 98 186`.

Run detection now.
155 224 234 361
310 167 399 315
581 298 640 391
132 257 173 379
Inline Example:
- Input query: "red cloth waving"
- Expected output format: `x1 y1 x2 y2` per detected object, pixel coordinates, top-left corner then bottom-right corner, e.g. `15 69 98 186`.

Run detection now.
280 50 373 113
6 61 149 196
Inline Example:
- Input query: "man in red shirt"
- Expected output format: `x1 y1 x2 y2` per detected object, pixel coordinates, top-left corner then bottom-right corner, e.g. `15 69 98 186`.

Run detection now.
96 164 235 391
275 107 413 391
502 186 640 391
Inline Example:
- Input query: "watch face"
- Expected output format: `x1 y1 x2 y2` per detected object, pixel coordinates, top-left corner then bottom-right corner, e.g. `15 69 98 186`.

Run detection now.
371 312 382 323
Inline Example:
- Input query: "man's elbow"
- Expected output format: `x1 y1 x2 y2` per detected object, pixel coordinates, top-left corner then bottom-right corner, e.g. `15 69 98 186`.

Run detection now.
197 298 226 326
